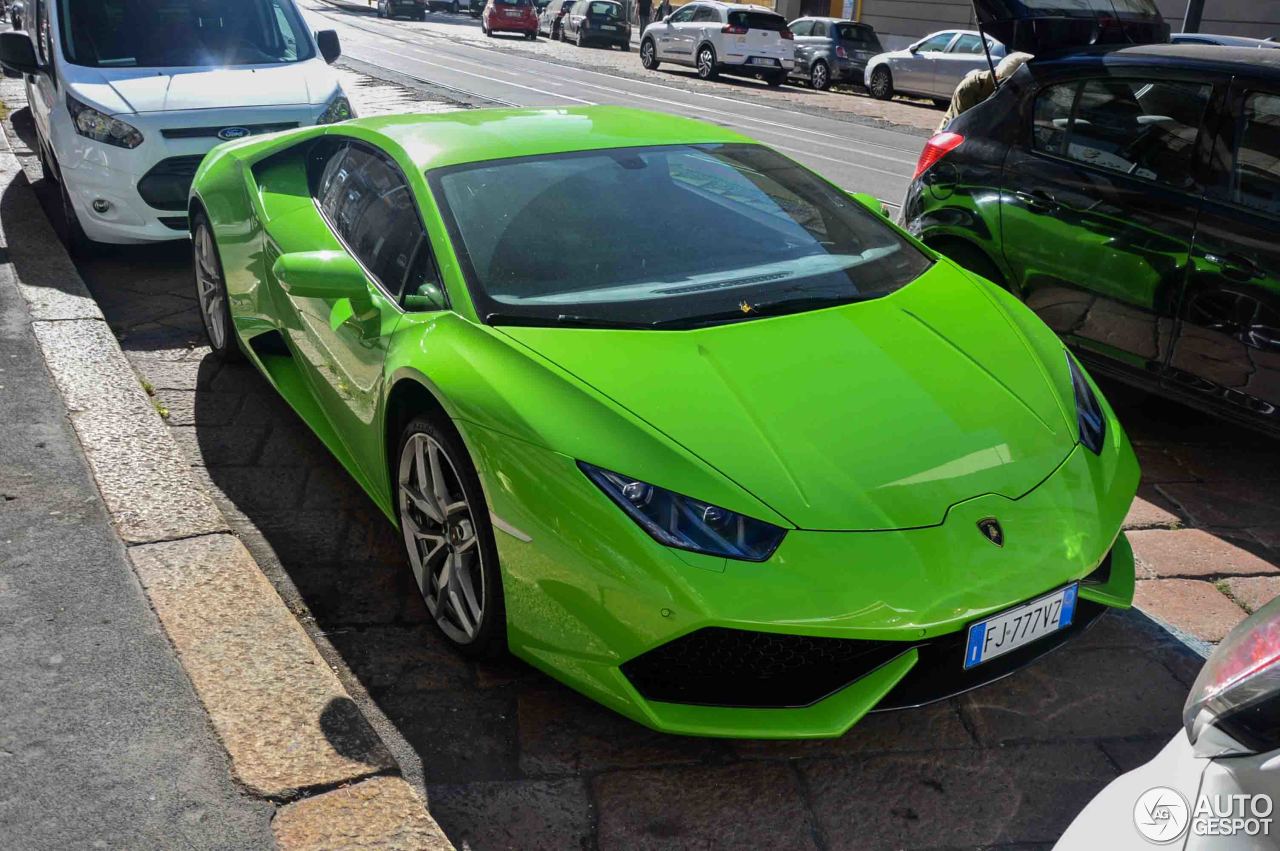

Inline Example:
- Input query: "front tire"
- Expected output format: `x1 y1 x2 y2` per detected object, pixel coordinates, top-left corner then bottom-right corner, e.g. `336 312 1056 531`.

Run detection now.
810 60 830 91
869 65 893 100
640 38 659 69
396 415 506 658
192 211 242 361
696 44 717 80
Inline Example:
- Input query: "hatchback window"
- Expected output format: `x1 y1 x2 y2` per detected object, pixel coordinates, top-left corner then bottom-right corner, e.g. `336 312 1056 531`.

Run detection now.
810 21 827 37
727 11 786 31
57 0 314 68
496 0 533 6
1232 92 1280 213
586 1 619 15
790 20 812 36
836 24 881 49
692 5 719 22
668 4 695 22
1033 78 1210 188
431 144 931 329
951 33 984 53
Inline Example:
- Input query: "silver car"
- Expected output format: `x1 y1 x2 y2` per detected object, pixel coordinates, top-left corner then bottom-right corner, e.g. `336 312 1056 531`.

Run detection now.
863 29 1005 103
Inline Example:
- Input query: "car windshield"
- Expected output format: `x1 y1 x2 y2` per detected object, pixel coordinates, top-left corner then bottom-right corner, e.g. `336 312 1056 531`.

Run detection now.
587 1 620 17
836 24 881 49
728 11 786 31
57 0 315 68
430 144 932 329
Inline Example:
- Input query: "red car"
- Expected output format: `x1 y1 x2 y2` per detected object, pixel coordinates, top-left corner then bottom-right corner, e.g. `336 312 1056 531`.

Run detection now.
482 0 539 38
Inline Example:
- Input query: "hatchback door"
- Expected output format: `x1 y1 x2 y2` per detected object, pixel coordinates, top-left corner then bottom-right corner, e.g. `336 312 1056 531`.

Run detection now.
893 32 954 97
732 10 791 66
657 4 696 61
1001 73 1216 382
1170 81 1280 427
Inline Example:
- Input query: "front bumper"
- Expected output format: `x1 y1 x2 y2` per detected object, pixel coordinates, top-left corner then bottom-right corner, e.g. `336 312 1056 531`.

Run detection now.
468 414 1140 738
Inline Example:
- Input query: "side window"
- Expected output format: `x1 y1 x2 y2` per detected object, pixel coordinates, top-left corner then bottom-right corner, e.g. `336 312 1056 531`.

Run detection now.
790 20 812 36
34 0 51 64
315 144 352 222
811 21 827 38
916 33 954 53
692 5 718 22
1033 78 1211 188
1232 92 1280 213
669 5 696 23
951 33 983 54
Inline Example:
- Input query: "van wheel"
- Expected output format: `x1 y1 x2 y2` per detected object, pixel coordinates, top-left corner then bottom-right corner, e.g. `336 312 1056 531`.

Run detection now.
869 66 893 100
696 44 718 80
640 38 659 68
810 60 830 91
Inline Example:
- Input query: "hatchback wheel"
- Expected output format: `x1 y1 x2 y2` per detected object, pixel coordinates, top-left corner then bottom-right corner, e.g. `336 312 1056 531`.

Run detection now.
696 44 717 79
869 65 893 100
397 416 505 657
192 212 241 361
811 60 830 91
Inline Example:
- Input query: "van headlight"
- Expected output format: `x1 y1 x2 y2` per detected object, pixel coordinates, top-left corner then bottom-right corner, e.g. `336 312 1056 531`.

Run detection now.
66 93 143 149
317 94 355 125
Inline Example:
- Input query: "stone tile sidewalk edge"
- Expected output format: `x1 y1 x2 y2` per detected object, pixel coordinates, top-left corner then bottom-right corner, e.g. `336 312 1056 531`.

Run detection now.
0 106 453 848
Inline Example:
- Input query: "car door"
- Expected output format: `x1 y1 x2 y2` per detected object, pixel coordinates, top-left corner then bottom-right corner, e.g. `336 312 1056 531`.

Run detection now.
934 33 988 99
282 141 429 489
1170 82 1280 426
892 31 954 98
1001 73 1217 382
658 4 697 62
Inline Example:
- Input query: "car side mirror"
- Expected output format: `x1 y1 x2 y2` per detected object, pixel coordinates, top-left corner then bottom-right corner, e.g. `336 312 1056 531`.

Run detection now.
0 32 38 77
403 281 448 312
848 191 889 218
316 30 341 64
272 250 367 299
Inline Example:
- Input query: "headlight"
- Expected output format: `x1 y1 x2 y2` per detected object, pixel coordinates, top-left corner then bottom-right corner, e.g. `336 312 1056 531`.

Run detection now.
317 94 355 125
1067 352 1106 454
66 93 143 149
579 462 786 562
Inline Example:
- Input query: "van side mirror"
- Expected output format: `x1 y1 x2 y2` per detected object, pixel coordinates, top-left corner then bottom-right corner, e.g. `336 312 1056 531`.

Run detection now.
272 251 367 299
316 30 341 64
0 32 38 77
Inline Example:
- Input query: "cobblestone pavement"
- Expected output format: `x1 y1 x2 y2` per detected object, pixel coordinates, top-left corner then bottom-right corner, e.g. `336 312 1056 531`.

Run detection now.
309 0 945 135
6 67 1274 849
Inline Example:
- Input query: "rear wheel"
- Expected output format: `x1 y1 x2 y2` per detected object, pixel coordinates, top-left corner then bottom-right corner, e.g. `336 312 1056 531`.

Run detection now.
810 59 830 91
696 44 717 80
869 65 893 100
640 37 658 67
192 211 242 361
396 415 506 658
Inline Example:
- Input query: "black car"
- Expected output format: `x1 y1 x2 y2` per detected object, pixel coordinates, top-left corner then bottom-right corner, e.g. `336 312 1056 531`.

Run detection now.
563 0 630 49
904 0 1280 436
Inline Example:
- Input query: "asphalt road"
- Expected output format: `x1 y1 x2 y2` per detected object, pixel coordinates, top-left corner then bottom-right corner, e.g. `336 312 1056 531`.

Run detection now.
295 0 923 204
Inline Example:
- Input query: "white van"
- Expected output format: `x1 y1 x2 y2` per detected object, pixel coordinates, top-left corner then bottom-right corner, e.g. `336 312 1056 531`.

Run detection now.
0 0 353 254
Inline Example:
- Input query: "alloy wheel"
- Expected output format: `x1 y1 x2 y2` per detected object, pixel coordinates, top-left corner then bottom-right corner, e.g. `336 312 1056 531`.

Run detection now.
870 67 892 100
398 432 487 644
193 224 226 351
812 61 829 90
697 46 715 79
641 39 655 68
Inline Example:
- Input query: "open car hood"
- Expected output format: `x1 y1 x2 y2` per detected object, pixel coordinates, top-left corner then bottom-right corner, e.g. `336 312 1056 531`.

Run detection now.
498 266 1078 532
972 0 1169 55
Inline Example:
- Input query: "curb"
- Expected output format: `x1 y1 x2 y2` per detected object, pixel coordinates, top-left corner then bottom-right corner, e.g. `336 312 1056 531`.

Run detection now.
0 110 453 848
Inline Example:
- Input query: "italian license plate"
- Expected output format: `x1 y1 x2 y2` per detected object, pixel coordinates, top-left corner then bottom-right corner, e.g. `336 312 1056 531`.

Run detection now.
963 584 1078 669
748 57 779 66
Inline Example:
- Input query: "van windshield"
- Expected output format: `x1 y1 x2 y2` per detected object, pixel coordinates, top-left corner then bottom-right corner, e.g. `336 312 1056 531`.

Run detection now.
57 0 316 68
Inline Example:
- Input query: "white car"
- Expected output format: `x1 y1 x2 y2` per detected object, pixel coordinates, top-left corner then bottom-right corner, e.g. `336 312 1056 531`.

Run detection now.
1058 595 1280 849
639 1 794 87
0 0 353 254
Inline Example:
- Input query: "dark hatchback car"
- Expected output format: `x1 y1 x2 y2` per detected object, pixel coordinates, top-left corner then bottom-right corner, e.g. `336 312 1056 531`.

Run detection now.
788 17 882 90
905 2 1280 436
563 0 630 49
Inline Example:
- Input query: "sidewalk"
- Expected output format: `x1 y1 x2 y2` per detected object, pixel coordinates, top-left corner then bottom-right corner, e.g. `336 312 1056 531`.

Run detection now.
0 213 274 847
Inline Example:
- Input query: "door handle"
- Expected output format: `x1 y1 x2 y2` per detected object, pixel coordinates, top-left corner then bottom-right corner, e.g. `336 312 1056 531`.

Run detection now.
1205 252 1264 281
1015 190 1059 212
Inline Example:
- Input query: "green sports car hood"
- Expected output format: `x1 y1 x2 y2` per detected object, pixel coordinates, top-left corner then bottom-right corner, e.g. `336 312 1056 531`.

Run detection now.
497 265 1079 531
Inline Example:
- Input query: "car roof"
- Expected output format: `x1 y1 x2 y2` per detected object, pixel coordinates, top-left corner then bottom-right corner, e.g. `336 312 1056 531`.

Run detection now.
1040 42 1280 74
793 17 870 26
1171 33 1280 48
349 106 754 172
693 1 781 12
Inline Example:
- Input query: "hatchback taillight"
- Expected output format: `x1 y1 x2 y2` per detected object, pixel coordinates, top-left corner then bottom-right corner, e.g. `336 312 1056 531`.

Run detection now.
1184 595 1280 756
913 132 964 180
780 27 793 40
835 45 848 59
721 24 748 34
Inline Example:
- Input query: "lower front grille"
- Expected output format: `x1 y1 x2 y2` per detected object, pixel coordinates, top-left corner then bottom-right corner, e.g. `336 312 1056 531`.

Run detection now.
137 155 205 211
158 216 189 231
621 627 907 709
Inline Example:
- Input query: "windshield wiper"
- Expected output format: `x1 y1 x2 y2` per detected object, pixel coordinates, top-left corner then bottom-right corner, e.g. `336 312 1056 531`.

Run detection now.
486 312 652 330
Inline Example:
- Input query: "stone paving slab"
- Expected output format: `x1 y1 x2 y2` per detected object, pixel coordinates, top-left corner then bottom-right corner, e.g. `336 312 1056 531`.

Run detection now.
1134 579 1248 644
273 776 452 850
1130 527 1279 579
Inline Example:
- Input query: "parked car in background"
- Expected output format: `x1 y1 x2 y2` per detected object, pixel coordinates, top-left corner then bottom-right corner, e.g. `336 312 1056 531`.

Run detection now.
0 0 350 256
482 0 539 38
377 0 427 19
787 17 882 90
1172 32 1280 49
563 0 630 49
639 2 794 87
864 29 1005 103
538 0 574 38
1059 594 1280 849
902 0 1280 437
